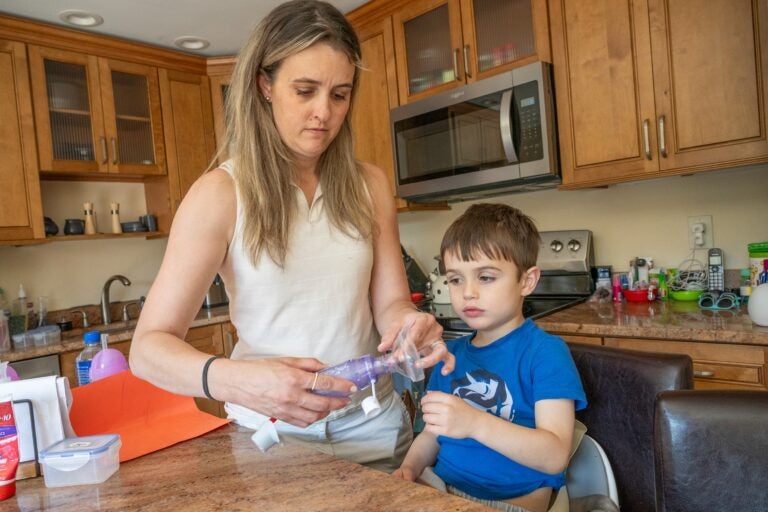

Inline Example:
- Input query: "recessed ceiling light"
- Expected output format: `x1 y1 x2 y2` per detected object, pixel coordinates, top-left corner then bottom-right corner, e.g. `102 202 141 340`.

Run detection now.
174 36 210 51
58 10 104 27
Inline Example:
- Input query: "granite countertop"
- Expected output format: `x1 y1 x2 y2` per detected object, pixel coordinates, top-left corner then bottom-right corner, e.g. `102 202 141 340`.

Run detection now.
537 300 768 346
3 306 231 363
14 425 493 511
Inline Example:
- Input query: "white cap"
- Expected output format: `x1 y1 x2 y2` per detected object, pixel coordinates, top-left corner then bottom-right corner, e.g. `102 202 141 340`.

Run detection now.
361 378 381 417
251 419 280 452
361 395 381 417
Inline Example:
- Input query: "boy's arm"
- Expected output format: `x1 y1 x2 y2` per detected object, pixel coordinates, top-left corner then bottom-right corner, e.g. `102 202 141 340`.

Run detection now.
421 392 574 475
392 431 440 481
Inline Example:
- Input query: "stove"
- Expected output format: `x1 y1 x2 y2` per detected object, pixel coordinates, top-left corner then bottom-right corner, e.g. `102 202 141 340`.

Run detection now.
430 230 595 339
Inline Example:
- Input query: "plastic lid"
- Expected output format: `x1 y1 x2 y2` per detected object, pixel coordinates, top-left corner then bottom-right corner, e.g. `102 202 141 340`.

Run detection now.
361 395 381 416
748 242 768 254
84 331 101 344
40 434 120 459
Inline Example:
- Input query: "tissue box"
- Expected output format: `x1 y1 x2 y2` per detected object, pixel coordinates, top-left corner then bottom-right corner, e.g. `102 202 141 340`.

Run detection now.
39 434 121 487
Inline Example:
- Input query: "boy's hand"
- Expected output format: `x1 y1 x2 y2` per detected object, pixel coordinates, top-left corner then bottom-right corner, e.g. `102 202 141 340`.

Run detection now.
391 466 418 481
420 391 481 439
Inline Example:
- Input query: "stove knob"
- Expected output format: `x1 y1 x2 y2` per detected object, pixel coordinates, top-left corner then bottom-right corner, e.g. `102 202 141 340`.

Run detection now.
550 240 563 252
568 239 581 252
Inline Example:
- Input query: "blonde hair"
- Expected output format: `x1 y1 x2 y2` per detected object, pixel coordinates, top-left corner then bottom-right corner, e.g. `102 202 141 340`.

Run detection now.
224 0 373 267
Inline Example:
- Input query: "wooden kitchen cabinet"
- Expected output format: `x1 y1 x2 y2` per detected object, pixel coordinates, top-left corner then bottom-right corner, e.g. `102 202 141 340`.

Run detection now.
207 57 235 162
550 0 768 188
222 321 238 357
27 45 166 177
562 333 768 391
392 0 549 103
145 69 216 232
0 39 45 243
352 17 408 210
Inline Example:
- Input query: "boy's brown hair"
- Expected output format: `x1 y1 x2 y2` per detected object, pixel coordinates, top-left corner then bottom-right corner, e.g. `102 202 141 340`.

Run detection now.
440 203 540 278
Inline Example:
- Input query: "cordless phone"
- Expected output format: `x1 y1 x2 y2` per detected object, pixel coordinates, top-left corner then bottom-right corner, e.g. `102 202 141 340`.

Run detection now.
708 248 725 292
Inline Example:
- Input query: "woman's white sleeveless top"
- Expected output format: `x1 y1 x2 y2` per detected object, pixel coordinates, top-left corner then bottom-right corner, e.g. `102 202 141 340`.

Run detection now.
218 161 378 366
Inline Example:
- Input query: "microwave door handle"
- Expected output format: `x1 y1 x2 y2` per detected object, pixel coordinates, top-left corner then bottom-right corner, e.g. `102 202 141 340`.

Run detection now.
500 90 518 163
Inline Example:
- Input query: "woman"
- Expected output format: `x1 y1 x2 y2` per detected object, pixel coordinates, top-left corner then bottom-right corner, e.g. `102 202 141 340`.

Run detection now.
130 0 452 471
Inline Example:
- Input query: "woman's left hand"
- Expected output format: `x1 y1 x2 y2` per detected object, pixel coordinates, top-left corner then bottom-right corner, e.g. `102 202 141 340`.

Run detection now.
378 311 455 375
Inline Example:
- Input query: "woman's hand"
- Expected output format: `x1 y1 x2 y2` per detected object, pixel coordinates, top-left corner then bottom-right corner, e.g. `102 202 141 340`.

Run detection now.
213 357 356 427
378 311 455 375
420 391 482 439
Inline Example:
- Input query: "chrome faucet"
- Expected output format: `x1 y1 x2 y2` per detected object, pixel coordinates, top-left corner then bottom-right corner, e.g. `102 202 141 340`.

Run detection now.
101 275 131 325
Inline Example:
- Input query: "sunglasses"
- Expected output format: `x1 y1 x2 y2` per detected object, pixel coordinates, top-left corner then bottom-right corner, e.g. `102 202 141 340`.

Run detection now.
698 292 740 310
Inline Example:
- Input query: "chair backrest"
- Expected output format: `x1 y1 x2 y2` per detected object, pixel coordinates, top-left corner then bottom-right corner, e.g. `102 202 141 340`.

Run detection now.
567 434 619 507
568 343 693 512
654 390 768 512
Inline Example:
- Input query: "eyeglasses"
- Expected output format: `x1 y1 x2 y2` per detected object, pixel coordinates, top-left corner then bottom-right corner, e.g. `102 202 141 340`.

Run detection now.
698 292 740 310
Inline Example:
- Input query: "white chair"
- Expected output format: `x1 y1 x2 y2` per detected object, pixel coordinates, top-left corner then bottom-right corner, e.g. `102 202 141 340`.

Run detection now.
549 431 619 512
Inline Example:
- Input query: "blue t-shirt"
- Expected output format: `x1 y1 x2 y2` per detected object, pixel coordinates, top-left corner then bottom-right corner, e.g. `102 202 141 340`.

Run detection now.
428 319 587 500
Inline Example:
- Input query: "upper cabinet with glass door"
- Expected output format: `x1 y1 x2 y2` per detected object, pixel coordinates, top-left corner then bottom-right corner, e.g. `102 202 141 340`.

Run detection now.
393 0 550 103
28 46 165 177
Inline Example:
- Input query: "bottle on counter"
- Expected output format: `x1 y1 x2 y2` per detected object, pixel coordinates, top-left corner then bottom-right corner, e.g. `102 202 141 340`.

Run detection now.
612 274 623 302
8 285 28 337
740 268 752 303
76 331 102 386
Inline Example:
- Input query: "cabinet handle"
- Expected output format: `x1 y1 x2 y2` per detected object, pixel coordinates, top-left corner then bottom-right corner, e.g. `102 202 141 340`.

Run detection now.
111 138 119 165
642 119 651 160
224 331 234 356
694 370 715 378
463 45 471 79
658 115 667 158
100 137 108 164
452 48 461 81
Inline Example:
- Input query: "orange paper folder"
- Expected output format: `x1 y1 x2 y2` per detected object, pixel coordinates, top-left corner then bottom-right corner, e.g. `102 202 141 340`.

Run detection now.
70 371 230 461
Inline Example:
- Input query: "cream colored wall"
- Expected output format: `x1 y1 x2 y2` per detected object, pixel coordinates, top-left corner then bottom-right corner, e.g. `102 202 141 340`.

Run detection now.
398 164 768 276
0 165 766 312
0 181 167 311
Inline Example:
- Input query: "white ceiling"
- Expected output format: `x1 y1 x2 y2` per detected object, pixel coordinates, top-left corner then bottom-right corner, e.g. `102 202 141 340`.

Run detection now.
0 0 369 57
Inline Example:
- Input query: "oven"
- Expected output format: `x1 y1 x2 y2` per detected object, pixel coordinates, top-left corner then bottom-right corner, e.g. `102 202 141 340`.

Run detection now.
430 230 595 339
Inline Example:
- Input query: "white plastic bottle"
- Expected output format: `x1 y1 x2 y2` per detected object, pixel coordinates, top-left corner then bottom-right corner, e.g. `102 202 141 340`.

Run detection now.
76 331 101 386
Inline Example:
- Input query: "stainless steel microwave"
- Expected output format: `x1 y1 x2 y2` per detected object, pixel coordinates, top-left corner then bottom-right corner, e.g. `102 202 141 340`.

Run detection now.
390 61 558 203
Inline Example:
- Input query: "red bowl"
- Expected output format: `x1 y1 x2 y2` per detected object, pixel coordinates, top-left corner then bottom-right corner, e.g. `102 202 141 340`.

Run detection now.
623 288 655 302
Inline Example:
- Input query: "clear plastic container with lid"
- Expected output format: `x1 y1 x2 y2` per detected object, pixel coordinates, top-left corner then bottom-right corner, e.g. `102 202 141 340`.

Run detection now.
76 331 101 386
39 434 121 487
748 242 768 287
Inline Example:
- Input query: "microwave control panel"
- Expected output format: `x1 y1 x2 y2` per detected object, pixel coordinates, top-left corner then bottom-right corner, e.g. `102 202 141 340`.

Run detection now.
515 80 543 163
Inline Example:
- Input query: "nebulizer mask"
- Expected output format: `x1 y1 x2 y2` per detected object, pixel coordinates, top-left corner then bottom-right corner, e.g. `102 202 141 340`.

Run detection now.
252 326 425 451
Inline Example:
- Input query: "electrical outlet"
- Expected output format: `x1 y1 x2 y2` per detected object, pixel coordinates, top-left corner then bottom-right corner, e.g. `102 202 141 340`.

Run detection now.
688 215 713 249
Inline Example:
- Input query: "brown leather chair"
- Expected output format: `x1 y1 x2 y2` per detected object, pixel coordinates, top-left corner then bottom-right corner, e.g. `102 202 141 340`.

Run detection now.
568 343 693 512
654 390 768 512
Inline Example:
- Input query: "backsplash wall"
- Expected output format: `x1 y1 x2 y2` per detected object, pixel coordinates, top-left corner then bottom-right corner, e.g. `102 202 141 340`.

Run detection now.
399 164 768 277
0 181 166 311
1 164 766 312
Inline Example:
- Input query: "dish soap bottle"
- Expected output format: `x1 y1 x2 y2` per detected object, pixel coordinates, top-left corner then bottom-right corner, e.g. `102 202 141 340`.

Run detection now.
76 331 101 386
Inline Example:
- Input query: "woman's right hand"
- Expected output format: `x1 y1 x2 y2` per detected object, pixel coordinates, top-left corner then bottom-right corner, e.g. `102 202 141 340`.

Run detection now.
212 357 356 427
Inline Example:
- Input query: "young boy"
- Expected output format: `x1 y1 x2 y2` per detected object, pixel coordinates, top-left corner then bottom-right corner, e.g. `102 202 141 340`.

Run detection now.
393 203 587 512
